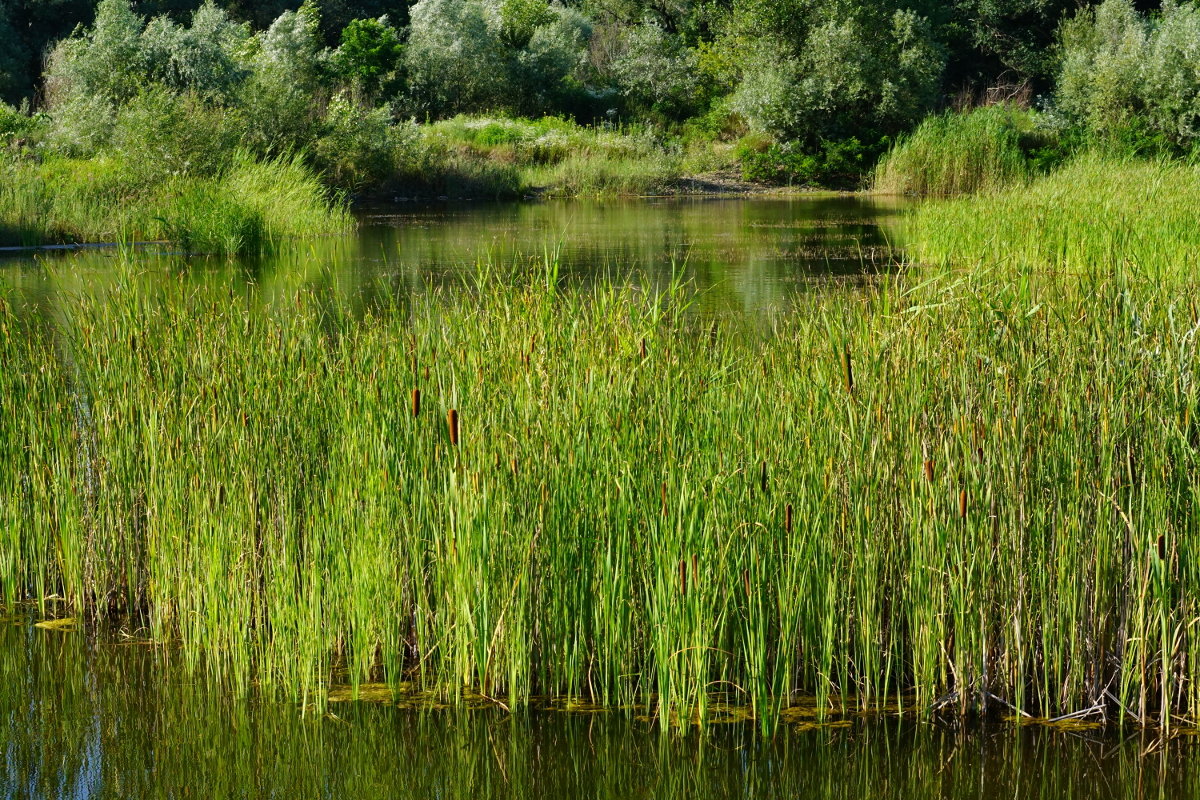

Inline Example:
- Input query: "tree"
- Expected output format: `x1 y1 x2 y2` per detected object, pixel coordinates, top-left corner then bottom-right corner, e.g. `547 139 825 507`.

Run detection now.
330 16 404 98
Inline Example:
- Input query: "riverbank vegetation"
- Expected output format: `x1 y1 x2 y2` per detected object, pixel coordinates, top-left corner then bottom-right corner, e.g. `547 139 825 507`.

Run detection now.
4 252 1200 730
905 156 1200 274
3 1 1200 249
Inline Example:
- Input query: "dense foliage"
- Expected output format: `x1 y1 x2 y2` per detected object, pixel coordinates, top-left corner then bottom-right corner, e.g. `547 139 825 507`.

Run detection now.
0 0 1198 198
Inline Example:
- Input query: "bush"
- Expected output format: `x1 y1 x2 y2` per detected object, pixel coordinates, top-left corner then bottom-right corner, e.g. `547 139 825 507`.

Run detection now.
43 93 117 157
138 3 250 101
109 88 244 186
313 93 404 190
44 0 147 105
727 5 944 147
737 135 874 189
512 6 591 115
404 0 513 115
0 101 37 143
1056 0 1200 150
606 24 703 121
329 17 404 99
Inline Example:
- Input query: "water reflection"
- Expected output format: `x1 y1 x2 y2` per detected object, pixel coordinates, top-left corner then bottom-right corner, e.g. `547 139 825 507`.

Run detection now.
2 619 1196 800
0 196 906 320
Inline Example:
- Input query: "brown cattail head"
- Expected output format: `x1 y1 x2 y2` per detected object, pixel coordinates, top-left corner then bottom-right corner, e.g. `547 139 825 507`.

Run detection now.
447 408 459 446
640 338 647 359
785 503 794 533
679 559 688 596
412 388 421 417
661 481 667 516
760 460 768 495
958 489 967 519
1157 534 1167 561
842 345 854 393
742 568 751 598
923 459 935 483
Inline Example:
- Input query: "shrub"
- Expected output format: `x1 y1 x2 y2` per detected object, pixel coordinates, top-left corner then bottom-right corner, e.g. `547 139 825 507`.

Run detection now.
737 135 873 189
513 6 592 115
138 3 251 102
1056 0 1200 150
43 93 117 157
329 17 404 99
728 5 944 146
44 0 147 105
606 24 703 121
0 101 36 143
313 93 402 190
404 0 513 115
109 88 244 186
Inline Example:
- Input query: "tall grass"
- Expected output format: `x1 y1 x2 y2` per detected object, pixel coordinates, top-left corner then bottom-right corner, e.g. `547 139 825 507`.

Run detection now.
3 250 1200 730
905 155 1200 275
0 152 351 253
872 105 1038 196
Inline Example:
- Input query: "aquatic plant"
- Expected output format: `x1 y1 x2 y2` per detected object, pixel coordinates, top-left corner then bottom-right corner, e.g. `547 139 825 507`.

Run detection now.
0 152 350 253
2 247 1199 732
872 105 1039 196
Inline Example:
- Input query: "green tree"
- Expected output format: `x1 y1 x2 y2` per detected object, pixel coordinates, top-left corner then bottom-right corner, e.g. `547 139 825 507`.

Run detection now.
330 16 404 98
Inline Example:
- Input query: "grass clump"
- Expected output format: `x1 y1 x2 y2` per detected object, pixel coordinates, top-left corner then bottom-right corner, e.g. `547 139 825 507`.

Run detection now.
0 151 350 253
872 105 1047 196
4 252 1200 731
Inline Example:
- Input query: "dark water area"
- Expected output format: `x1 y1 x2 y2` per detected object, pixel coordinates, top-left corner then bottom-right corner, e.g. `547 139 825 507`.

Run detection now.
4 196 1197 798
3 619 1197 800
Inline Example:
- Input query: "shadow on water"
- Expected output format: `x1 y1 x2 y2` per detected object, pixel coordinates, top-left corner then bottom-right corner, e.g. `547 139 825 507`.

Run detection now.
2 619 1198 800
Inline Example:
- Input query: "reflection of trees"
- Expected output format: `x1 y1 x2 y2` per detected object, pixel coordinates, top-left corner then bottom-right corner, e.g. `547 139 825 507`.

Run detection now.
2 195 912 327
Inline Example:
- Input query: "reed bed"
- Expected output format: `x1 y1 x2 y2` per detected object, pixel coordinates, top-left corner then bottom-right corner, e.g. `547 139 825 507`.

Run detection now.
2 253 1199 731
872 105 1038 196
904 155 1200 274
0 153 351 253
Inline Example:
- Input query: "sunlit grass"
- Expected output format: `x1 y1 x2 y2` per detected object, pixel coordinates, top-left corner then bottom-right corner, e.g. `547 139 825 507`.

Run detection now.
2 244 1198 731
0 152 351 253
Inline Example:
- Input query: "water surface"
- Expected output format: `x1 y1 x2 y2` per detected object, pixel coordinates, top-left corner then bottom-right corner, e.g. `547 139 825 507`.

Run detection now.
1 196 906 317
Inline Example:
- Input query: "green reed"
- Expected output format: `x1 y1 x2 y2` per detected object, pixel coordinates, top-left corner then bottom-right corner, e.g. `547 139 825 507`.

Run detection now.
872 105 1038 196
904 155 1200 276
0 152 350 253
2 249 1199 731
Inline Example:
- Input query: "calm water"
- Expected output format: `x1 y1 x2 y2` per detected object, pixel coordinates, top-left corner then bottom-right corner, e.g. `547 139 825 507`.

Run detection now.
3 618 1197 800
0 196 905 317
3 197 1196 798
